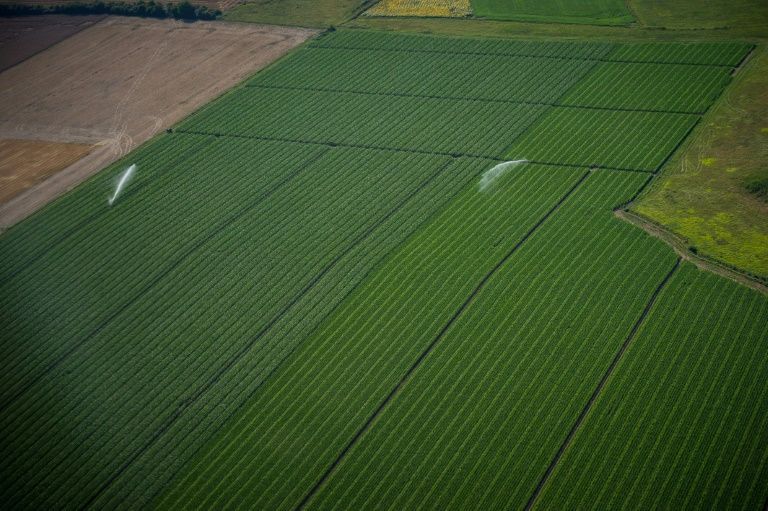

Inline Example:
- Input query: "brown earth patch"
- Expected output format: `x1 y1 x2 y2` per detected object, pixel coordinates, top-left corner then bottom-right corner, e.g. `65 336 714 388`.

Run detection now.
0 138 92 203
0 0 239 12
0 16 317 228
0 15 105 72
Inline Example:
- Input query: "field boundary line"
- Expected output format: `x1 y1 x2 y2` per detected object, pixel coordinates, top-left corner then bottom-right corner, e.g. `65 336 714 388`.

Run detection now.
174 129 497 159
534 160 654 174
174 131 659 175
306 40 739 68
0 148 328 415
295 169 592 510
523 257 682 510
617 210 767 294
245 83 706 116
82 156 458 509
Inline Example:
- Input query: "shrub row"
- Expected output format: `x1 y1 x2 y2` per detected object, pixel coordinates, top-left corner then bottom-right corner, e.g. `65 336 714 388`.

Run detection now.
0 1 220 21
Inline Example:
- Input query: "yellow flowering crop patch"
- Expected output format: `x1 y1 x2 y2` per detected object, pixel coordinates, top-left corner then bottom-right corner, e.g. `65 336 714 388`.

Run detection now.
365 0 471 17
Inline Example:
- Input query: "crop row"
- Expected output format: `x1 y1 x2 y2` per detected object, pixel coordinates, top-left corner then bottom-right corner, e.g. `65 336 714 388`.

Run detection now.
177 87 548 158
310 29 616 60
561 61 734 113
248 47 597 104
606 42 753 67
0 135 325 410
0 145 484 508
537 263 768 510
157 168 677 510
0 133 209 281
157 164 586 509
311 30 751 66
506 107 699 171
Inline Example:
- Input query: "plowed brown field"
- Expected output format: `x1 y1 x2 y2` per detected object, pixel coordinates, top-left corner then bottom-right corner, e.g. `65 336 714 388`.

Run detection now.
0 15 104 72
0 139 92 203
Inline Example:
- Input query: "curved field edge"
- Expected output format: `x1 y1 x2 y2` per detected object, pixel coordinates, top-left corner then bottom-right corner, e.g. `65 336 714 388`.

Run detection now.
633 44 768 280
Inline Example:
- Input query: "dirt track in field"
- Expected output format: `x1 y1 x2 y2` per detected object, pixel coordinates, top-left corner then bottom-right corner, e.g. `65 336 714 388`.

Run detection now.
0 15 104 72
0 16 317 228
0 139 93 203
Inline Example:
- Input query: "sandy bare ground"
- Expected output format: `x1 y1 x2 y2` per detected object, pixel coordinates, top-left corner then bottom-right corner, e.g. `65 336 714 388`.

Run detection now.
0 0 242 11
0 15 105 72
0 139 92 203
0 16 317 229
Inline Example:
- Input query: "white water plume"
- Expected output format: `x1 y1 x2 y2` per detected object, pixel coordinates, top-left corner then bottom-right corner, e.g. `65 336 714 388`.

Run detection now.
108 164 137 206
478 159 527 192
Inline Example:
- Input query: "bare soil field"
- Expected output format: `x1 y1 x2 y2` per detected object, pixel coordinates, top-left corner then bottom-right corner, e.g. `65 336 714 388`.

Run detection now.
0 139 92 203
0 16 317 228
0 15 104 72
0 0 239 12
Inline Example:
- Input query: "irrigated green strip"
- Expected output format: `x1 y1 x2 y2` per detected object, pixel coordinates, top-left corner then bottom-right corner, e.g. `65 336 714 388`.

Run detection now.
248 48 596 104
537 263 768 510
309 29 615 60
506 107 698 171
92 155 496 509
561 61 733 113
178 87 548 158
0 133 210 280
0 136 325 411
156 163 588 510
607 42 753 66
0 146 457 509
306 170 677 510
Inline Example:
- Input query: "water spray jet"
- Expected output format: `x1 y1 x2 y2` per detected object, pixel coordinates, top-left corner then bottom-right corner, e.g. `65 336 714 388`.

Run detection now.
479 160 527 192
108 164 137 206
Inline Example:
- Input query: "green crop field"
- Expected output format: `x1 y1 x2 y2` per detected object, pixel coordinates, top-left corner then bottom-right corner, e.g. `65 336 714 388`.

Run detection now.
0 27 766 511
471 0 634 25
537 263 768 509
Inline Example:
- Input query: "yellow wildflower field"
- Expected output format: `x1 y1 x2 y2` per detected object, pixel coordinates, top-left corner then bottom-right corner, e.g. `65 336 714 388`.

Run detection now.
365 0 471 17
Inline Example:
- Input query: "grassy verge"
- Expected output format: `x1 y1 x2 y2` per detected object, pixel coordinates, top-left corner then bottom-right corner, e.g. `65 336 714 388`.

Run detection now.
343 16 766 42
633 45 768 279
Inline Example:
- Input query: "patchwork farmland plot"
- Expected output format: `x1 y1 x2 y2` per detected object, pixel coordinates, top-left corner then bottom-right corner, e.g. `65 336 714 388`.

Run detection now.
0 29 765 511
537 264 768 510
